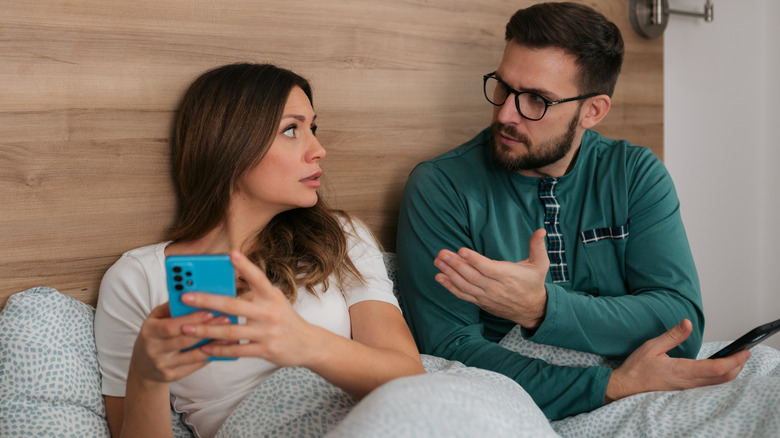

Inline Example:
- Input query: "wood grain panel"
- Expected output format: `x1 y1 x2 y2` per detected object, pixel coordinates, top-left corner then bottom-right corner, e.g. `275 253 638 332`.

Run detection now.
0 0 662 308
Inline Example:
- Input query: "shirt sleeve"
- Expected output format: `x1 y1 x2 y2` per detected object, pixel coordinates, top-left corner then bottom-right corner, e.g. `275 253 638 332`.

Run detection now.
342 218 400 309
94 253 158 397
396 162 611 420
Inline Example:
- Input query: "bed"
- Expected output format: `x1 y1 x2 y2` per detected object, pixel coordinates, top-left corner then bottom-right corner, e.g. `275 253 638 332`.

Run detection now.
4 282 780 437
3 1 778 437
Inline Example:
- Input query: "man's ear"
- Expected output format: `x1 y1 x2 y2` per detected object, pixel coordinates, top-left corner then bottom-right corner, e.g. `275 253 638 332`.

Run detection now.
580 95 611 130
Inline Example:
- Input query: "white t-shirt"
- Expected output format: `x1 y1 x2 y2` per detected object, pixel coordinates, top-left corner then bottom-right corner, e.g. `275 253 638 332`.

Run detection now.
94 220 398 438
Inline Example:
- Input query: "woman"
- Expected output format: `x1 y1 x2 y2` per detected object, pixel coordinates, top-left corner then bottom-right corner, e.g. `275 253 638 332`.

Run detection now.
94 63 424 438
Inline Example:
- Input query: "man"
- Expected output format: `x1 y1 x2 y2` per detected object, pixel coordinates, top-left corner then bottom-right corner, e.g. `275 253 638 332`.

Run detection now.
396 2 748 420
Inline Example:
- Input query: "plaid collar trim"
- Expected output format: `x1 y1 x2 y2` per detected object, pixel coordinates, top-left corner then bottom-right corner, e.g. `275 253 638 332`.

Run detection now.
538 177 569 283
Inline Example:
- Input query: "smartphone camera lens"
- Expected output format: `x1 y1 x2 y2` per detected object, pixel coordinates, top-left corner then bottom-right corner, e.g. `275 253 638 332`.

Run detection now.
173 266 182 273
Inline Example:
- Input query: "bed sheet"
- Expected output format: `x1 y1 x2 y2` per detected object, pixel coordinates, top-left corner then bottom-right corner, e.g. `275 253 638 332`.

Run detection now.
2 287 779 438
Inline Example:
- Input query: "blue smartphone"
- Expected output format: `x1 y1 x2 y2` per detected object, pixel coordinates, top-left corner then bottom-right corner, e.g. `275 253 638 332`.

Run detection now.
708 318 780 359
165 254 238 360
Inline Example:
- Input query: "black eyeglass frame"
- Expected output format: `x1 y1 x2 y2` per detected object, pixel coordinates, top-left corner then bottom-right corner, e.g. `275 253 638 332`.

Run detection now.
483 71 600 121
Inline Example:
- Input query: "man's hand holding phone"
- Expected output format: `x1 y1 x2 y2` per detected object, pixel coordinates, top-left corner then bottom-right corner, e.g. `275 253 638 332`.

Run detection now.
604 319 751 404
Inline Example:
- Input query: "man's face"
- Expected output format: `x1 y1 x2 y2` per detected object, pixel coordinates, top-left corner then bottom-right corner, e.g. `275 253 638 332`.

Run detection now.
490 41 586 177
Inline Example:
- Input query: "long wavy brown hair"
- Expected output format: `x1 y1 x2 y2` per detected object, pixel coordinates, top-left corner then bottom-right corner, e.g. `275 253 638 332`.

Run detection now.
168 63 362 302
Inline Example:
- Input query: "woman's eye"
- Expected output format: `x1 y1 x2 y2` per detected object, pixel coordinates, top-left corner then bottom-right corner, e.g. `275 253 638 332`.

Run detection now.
283 126 296 138
311 125 318 136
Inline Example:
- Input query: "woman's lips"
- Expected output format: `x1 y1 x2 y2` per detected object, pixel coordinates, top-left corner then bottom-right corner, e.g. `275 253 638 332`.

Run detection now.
300 170 323 188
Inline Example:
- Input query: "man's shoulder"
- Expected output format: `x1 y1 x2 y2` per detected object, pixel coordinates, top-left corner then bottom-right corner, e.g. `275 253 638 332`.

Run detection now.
580 130 671 191
583 130 662 167
414 127 492 174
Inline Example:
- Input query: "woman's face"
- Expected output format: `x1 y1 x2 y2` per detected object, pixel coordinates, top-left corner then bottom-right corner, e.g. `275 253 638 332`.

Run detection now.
234 86 325 217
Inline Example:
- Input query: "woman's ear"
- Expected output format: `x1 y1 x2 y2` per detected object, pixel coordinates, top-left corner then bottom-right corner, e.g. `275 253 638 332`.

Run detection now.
580 95 611 130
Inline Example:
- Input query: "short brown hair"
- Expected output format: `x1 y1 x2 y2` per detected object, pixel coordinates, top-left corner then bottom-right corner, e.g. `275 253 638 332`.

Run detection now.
505 2 624 97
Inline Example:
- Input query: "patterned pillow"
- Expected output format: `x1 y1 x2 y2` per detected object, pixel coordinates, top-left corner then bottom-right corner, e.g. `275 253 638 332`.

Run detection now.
0 287 110 436
382 252 400 301
0 287 195 437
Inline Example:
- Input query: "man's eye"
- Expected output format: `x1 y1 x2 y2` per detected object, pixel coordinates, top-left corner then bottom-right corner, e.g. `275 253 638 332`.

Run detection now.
283 126 296 138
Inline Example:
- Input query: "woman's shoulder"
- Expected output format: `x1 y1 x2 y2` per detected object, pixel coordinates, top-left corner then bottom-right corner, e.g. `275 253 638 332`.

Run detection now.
109 242 170 273
121 241 171 259
100 242 170 298
334 214 381 253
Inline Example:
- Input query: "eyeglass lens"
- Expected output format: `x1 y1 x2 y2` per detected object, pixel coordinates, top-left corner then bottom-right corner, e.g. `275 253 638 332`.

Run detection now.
484 76 547 120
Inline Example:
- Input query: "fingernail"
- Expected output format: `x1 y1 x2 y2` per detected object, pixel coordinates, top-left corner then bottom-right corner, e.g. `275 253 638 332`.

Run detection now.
182 293 195 303
182 325 196 335
201 312 215 322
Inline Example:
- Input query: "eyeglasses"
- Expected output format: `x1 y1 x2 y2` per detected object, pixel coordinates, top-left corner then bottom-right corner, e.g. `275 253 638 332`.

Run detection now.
483 71 599 121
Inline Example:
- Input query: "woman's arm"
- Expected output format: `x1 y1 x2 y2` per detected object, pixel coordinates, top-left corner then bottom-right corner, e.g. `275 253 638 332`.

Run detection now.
187 251 424 399
104 383 171 438
106 303 220 437
306 299 424 399
104 396 124 438
106 377 170 438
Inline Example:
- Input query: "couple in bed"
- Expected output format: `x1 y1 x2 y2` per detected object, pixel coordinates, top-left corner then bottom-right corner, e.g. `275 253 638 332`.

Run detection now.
94 3 753 437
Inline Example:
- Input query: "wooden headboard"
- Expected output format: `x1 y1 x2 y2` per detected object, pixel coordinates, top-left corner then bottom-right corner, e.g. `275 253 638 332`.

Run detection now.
0 0 662 309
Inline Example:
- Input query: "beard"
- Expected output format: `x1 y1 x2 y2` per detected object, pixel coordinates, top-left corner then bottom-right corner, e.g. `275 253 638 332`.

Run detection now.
491 111 580 173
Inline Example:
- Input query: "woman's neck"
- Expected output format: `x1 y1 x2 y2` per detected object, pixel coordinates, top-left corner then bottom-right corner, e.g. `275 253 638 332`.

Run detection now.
166 214 272 256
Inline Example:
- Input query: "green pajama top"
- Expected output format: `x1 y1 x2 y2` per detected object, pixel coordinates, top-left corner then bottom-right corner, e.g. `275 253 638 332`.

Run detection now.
396 127 703 420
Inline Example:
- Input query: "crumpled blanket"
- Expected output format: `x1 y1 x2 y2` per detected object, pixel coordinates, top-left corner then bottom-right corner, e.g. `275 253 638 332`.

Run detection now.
216 324 780 438
216 354 557 437
501 325 780 437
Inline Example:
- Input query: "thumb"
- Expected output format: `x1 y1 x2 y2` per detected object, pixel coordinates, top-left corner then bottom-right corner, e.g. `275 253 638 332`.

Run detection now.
150 301 171 319
653 319 692 354
526 228 548 267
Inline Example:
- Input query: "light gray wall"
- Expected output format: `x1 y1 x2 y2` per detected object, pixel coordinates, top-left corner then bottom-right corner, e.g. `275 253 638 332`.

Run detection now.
663 0 780 349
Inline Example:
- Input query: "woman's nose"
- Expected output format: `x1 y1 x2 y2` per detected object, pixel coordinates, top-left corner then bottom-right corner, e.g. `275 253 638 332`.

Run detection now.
307 135 326 162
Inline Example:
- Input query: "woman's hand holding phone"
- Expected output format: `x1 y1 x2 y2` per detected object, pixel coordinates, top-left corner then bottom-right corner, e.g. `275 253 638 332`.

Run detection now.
178 251 323 368
128 303 224 384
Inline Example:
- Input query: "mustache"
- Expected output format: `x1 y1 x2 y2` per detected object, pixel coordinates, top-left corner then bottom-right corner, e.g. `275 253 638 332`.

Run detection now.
492 122 529 145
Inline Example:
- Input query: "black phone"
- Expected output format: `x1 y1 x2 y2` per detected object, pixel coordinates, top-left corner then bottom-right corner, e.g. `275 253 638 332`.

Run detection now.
708 318 780 359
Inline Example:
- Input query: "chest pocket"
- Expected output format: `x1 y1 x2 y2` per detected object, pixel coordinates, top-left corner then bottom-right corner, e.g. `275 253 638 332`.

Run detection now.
579 220 630 296
580 220 630 244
